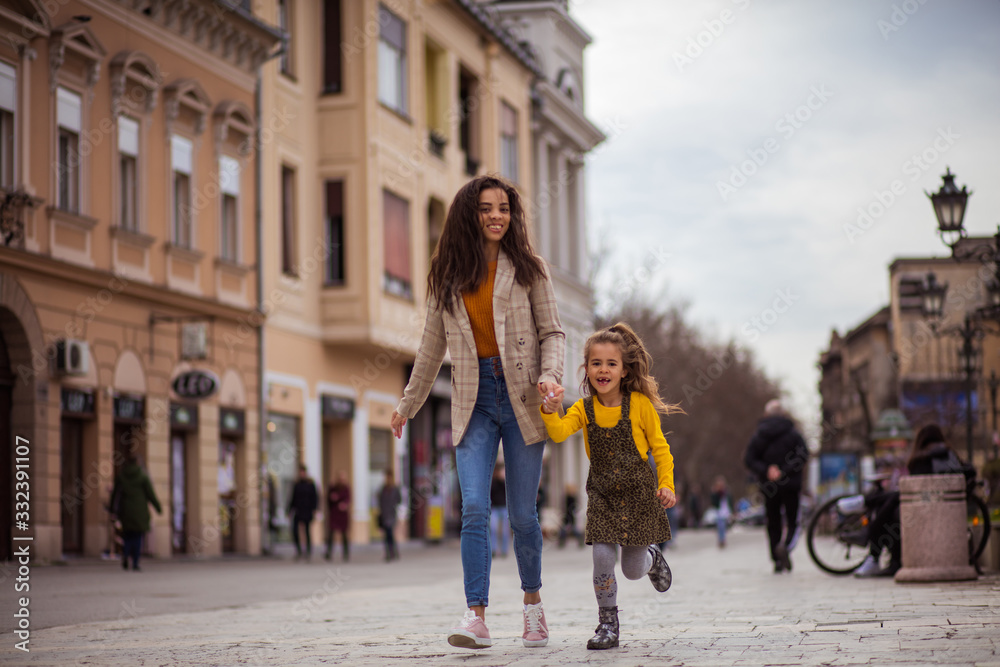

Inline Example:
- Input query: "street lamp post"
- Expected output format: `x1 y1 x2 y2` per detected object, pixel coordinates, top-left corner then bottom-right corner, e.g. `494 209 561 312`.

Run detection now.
988 370 1000 440
923 168 1000 465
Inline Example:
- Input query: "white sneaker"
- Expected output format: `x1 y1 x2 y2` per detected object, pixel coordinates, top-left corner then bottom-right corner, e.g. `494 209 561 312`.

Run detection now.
853 554 879 577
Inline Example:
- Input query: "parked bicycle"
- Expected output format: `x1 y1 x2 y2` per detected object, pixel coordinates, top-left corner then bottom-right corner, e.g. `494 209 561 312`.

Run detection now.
806 478 991 576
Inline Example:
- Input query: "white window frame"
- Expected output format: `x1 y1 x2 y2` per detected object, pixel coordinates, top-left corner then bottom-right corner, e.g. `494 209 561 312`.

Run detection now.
219 155 240 263
118 116 140 231
56 87 82 213
500 101 518 184
171 134 193 248
377 5 407 114
0 61 16 189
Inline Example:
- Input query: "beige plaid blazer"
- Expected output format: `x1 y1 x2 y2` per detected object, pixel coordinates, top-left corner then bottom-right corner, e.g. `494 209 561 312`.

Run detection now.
396 251 565 446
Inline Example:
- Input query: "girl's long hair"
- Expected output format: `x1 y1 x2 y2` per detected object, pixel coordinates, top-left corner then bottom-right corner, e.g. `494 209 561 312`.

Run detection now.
428 174 545 313
580 322 684 415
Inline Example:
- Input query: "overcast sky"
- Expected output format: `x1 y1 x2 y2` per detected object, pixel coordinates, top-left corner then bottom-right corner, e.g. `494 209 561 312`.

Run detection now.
570 0 1000 440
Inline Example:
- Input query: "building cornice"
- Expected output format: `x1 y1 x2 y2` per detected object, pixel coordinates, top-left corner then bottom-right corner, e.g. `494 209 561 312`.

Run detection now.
0 246 258 322
453 0 544 78
82 0 281 84
535 80 605 151
489 1 592 47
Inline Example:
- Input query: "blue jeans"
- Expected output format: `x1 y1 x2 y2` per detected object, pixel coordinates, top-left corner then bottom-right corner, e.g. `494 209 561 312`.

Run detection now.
456 357 545 608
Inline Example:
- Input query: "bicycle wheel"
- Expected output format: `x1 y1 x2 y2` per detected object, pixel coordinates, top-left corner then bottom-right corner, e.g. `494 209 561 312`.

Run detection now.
968 494 992 563
806 495 871 575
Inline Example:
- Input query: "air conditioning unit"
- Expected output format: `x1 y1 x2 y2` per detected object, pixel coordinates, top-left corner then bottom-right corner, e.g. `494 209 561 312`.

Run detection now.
55 339 90 376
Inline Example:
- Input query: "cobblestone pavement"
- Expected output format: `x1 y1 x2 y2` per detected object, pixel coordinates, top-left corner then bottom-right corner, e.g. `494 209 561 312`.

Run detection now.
4 527 999 666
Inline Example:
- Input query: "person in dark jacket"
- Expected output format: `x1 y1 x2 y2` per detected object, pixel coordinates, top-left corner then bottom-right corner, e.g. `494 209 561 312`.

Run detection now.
744 399 808 573
288 465 319 560
324 470 352 562
111 454 162 571
379 470 402 561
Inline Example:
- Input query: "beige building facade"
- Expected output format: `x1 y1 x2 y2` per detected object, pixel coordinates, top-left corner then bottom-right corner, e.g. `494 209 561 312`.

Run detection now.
0 0 279 562
255 0 542 547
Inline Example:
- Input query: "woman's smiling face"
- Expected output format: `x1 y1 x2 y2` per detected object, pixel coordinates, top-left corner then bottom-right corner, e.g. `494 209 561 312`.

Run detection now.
478 187 510 247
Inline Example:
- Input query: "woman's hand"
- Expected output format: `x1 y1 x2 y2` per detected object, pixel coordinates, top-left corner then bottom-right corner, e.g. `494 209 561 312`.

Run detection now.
657 488 677 509
390 411 407 439
539 384 564 414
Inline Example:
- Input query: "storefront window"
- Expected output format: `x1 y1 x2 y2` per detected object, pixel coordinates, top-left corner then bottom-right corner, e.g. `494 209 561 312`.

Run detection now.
263 413 299 547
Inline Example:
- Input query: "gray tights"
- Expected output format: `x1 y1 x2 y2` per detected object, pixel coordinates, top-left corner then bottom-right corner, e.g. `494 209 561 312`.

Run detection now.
592 542 653 608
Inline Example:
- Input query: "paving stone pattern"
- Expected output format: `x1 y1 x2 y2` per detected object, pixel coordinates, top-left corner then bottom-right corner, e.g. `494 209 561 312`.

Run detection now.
6 527 999 666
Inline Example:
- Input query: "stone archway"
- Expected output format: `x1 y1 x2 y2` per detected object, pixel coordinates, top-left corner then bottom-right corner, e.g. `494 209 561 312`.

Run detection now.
0 272 46 561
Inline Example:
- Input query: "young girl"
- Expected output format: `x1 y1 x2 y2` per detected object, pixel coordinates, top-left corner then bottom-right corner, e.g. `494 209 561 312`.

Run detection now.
540 322 680 650
391 175 564 649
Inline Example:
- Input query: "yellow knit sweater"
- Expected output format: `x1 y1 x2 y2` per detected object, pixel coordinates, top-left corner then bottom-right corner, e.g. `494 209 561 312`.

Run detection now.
462 261 501 358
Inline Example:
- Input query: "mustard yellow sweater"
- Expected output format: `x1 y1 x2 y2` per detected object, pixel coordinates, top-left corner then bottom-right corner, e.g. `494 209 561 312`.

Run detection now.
461 261 501 359
540 392 675 492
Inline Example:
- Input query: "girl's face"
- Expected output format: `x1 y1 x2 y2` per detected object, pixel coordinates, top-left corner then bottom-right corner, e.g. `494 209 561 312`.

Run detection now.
478 187 510 248
586 342 626 405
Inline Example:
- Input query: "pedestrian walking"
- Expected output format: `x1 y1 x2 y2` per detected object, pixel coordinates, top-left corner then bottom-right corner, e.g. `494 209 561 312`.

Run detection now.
557 484 585 548
540 322 681 650
378 471 402 562
744 399 808 573
489 466 511 557
288 465 318 561
325 469 351 562
111 452 162 571
391 174 565 650
709 475 732 548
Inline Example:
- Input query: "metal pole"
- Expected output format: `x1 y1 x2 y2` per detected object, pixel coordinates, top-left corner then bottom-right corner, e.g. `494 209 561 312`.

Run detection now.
963 322 974 463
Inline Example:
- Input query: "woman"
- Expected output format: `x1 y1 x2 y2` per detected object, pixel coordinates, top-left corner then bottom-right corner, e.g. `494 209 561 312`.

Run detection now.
391 175 564 649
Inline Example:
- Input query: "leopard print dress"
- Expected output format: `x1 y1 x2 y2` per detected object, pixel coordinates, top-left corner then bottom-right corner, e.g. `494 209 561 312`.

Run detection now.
584 393 671 547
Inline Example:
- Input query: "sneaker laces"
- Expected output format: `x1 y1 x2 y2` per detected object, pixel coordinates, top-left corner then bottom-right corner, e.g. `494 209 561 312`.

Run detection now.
460 610 479 628
524 604 543 632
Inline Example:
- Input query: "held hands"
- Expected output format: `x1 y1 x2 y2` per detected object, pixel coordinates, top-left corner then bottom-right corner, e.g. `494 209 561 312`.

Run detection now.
539 382 564 414
766 464 782 482
657 487 677 509
390 411 406 439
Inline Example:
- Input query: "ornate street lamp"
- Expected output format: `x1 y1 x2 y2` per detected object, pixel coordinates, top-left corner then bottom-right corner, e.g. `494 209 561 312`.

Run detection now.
921 271 947 320
928 167 971 248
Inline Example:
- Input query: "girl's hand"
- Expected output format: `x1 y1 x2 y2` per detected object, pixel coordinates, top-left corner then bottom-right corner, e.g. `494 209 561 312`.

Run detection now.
657 488 677 509
540 384 564 414
390 411 407 439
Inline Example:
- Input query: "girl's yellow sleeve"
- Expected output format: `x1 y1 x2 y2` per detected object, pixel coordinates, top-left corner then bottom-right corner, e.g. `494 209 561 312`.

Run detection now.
540 399 587 445
635 394 675 492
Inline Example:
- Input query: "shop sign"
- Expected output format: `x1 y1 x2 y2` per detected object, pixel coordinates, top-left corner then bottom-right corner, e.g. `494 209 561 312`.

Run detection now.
321 394 355 420
172 369 219 400
61 388 95 416
114 395 145 423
